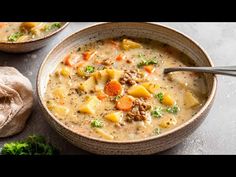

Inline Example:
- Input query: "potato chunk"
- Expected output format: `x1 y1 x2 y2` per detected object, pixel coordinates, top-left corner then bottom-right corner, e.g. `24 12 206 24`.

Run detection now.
60 67 71 77
47 101 69 119
105 111 123 123
121 39 142 50
79 76 96 93
184 91 200 108
159 115 177 128
106 69 123 81
95 128 114 140
162 94 175 106
52 87 66 99
78 96 100 114
141 82 160 94
93 70 109 90
127 85 151 98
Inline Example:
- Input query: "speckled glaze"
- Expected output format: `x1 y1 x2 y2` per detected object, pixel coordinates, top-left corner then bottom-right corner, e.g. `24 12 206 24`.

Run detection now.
0 23 69 53
37 22 217 155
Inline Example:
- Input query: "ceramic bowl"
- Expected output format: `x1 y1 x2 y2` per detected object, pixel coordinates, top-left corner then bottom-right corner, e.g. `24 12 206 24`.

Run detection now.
0 22 69 53
37 22 217 154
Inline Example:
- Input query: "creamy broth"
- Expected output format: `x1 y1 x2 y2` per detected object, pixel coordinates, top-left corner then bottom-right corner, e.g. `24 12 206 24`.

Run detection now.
0 22 62 42
44 37 207 141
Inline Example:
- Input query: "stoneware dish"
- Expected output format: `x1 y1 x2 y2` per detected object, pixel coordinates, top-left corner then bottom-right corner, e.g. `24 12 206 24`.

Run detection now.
37 22 217 154
0 22 69 53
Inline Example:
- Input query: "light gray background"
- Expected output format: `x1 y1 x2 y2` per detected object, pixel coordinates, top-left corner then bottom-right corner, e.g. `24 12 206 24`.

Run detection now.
0 22 235 154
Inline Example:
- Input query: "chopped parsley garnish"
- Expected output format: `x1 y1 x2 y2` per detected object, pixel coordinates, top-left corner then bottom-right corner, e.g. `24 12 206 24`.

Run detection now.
91 119 103 128
151 107 163 118
153 127 161 135
85 65 95 73
166 105 180 114
155 92 164 102
114 95 122 101
137 59 158 68
44 22 62 32
137 53 158 68
8 32 23 42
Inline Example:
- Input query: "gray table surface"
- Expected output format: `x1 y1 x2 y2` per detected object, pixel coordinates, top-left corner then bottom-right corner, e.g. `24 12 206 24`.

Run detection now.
0 22 235 155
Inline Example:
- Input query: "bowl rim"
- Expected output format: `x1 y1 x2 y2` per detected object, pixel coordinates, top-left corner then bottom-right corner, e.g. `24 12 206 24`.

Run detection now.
37 22 217 144
0 22 69 44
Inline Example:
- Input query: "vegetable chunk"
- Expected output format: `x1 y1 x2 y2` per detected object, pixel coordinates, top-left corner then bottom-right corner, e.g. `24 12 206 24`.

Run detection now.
127 85 151 98
78 96 101 114
184 91 200 108
105 111 123 123
121 39 142 50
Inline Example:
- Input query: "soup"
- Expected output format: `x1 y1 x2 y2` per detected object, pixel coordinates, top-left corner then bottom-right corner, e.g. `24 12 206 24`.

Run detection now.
0 22 62 42
44 37 208 141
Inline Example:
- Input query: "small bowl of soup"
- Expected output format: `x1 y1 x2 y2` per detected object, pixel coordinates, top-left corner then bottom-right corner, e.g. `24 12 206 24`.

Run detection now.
0 22 69 53
37 22 217 154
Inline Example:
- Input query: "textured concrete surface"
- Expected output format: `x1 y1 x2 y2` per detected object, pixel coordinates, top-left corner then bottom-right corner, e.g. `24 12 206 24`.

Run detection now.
0 22 235 154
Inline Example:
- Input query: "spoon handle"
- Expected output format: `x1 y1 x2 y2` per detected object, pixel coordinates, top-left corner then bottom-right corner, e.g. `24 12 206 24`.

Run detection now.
164 66 236 77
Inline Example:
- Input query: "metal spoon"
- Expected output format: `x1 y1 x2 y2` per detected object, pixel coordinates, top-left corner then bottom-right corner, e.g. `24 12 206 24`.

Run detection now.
164 66 236 77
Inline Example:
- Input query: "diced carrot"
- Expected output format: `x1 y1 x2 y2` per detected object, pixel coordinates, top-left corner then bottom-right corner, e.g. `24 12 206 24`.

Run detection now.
82 51 95 61
116 95 134 111
0 23 6 28
64 54 73 66
115 54 123 61
144 65 155 74
104 80 122 96
96 91 108 100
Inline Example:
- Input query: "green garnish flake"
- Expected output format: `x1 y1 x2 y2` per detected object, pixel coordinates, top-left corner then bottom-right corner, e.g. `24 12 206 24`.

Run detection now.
166 105 180 114
137 53 158 68
85 65 95 73
114 95 122 101
1 135 59 155
151 107 163 118
153 127 161 135
137 59 158 68
45 22 62 32
155 92 164 102
91 119 103 128
8 32 23 42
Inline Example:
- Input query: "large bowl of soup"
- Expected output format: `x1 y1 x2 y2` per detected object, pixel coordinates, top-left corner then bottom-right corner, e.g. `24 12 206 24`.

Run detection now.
37 22 217 154
0 22 69 53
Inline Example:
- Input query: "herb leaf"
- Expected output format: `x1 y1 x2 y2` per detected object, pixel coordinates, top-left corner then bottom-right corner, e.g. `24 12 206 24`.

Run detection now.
8 32 23 42
85 66 95 73
91 119 103 128
45 22 62 32
155 92 164 102
166 105 180 114
1 135 59 155
114 95 122 101
137 59 158 68
151 107 163 118
153 127 161 135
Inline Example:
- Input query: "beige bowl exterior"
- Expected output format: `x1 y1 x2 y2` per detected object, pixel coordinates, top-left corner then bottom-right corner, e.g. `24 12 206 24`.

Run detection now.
0 22 69 53
37 22 217 155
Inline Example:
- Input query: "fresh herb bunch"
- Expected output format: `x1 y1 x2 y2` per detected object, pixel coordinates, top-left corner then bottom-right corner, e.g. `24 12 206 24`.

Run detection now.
1 135 59 155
